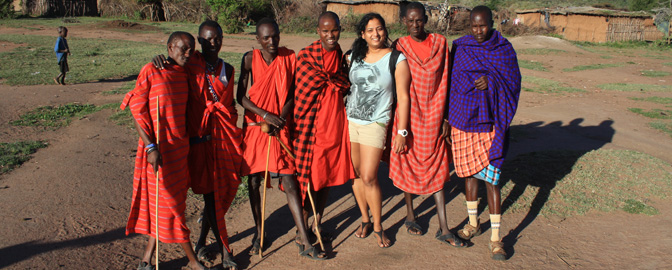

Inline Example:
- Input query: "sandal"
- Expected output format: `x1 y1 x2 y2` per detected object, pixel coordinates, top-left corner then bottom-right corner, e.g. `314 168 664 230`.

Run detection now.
435 229 466 248
195 246 210 261
248 234 265 255
136 262 155 270
221 251 238 269
372 230 391 248
355 221 372 239
457 220 481 240
489 240 507 261
298 244 327 260
404 219 423 236
295 229 316 246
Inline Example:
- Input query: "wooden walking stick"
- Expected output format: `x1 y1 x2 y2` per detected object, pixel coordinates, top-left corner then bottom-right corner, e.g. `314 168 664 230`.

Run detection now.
259 135 272 258
154 97 160 269
306 182 325 251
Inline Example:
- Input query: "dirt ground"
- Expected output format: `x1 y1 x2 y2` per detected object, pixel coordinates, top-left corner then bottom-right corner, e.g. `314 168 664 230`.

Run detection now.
1 24 672 270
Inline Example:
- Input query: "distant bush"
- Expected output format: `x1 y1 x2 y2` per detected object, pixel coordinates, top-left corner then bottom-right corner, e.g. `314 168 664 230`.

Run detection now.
0 0 13 19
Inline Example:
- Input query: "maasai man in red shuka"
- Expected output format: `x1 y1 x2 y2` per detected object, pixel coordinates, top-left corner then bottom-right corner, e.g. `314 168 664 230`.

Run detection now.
123 32 213 270
185 20 242 269
237 18 325 260
294 12 356 250
450 6 521 261
390 2 465 248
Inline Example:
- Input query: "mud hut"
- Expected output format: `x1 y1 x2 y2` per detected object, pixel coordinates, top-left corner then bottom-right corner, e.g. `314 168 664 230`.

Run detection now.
20 0 98 17
516 7 664 43
323 0 403 23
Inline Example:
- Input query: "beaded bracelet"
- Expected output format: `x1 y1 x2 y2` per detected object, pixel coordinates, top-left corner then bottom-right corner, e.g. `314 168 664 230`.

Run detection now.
146 147 157 155
145 143 157 149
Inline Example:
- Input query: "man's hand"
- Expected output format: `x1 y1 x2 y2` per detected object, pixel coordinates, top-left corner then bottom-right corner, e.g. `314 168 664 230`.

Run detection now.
264 113 286 130
392 134 407 154
475 75 488 90
147 150 162 172
441 121 451 139
152 54 168 69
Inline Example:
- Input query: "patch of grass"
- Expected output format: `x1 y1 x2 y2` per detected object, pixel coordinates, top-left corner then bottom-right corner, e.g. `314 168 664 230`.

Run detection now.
622 199 659 215
597 83 672 92
562 63 623 72
109 105 134 129
628 97 672 104
640 70 671 77
649 122 672 137
600 55 612 59
628 108 672 119
233 177 249 205
663 62 672 67
0 140 48 174
518 59 547 72
517 48 566 55
0 17 111 29
0 34 163 85
102 80 136 95
500 149 672 218
10 103 101 128
522 76 585 94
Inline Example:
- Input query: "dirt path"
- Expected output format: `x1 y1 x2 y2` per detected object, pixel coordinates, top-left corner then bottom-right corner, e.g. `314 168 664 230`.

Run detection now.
1 25 671 269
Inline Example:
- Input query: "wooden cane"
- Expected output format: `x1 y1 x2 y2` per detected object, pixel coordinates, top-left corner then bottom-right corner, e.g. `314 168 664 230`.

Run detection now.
154 97 160 269
260 122 295 159
306 182 325 251
259 135 272 258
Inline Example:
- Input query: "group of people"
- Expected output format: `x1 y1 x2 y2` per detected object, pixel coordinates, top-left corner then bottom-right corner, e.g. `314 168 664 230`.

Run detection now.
121 3 521 269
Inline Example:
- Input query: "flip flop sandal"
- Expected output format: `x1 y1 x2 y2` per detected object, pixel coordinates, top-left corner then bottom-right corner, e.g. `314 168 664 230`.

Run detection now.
298 244 327 260
372 230 391 248
489 240 507 261
196 246 210 261
248 235 263 255
435 229 466 248
457 221 481 240
136 262 155 270
221 251 238 269
404 219 423 236
355 222 372 239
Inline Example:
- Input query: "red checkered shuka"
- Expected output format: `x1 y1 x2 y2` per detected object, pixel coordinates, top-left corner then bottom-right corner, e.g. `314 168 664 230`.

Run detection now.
451 127 495 178
389 34 452 195
294 40 351 201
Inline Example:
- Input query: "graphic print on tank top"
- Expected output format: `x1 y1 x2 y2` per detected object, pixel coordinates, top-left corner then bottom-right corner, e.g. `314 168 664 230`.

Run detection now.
346 64 385 121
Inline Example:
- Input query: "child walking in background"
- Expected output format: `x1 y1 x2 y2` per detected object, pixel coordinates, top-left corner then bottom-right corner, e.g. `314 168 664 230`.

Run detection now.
54 26 70 85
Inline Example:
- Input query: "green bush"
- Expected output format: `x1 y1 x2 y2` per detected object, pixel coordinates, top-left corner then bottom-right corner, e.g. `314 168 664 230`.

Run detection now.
0 0 13 19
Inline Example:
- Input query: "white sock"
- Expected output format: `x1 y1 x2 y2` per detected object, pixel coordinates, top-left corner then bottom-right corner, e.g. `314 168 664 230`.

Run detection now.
467 201 478 227
490 214 501 242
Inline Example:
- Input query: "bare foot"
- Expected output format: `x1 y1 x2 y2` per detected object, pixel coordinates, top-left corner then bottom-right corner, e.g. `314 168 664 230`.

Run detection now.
186 260 208 270
373 230 391 248
355 221 372 238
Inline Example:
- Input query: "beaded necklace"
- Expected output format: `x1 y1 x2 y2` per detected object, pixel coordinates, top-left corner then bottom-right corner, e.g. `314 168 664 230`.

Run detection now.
205 60 221 102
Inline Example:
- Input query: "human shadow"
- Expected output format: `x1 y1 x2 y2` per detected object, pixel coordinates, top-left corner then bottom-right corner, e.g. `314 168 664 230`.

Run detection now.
464 118 615 259
0 227 131 268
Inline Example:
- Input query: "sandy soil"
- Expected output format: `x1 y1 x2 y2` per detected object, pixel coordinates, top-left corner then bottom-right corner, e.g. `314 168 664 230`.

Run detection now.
1 24 671 269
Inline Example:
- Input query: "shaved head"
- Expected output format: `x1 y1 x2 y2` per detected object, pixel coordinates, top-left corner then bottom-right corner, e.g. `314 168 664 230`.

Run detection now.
256 17 279 34
318 11 340 26
470 5 493 23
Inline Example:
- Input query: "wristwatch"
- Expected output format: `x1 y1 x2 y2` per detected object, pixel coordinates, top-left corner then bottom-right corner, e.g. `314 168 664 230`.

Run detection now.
397 129 408 137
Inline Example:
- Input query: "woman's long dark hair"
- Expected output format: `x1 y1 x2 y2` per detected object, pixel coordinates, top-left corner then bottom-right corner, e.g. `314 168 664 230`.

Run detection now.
350 13 390 64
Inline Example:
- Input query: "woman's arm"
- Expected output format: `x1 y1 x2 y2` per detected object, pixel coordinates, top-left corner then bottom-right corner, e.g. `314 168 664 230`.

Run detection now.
392 59 411 154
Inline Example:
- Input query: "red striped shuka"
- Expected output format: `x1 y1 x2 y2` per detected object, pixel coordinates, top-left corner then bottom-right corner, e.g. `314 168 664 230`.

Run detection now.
185 51 243 253
121 63 191 243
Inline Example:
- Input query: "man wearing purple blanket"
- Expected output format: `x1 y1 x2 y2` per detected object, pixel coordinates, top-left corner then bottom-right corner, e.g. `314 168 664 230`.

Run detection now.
448 5 521 261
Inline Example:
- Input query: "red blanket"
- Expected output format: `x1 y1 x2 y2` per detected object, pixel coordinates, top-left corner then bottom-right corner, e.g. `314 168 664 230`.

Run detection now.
242 48 296 176
294 40 355 201
390 34 452 195
186 51 243 252
121 63 191 243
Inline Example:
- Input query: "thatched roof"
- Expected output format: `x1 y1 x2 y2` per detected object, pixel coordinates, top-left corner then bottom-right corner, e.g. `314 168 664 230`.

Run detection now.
322 0 401 4
516 7 652 18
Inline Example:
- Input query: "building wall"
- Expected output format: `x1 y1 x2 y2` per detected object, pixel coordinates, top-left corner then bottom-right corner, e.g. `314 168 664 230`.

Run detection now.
327 3 401 24
563 14 608 42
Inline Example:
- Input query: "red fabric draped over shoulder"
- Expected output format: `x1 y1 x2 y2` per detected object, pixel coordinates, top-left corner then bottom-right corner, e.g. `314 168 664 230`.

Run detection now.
390 34 452 195
121 63 191 243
